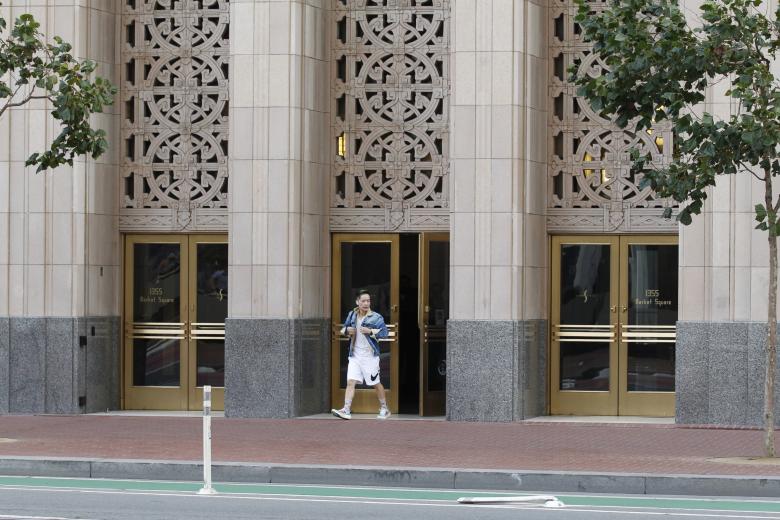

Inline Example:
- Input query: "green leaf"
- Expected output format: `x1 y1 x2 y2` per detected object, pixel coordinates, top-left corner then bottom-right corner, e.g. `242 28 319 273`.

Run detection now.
756 203 768 222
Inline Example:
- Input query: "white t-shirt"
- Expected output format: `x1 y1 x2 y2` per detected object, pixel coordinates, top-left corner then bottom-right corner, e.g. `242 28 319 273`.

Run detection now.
353 314 373 357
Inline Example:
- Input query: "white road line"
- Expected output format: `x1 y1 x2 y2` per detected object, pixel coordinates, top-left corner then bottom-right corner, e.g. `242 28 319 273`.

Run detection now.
0 515 99 520
559 496 780 506
560 504 780 515
0 486 779 518
548 509 780 519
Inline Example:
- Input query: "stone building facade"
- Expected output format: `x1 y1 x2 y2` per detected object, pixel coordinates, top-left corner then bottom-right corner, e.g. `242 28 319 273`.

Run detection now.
0 0 772 425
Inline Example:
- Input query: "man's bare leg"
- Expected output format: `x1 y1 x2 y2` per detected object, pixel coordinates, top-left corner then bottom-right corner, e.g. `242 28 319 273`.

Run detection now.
374 383 390 418
374 383 386 403
344 379 358 409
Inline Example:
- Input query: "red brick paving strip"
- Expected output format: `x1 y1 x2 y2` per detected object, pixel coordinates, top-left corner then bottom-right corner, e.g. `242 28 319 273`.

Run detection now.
0 416 778 476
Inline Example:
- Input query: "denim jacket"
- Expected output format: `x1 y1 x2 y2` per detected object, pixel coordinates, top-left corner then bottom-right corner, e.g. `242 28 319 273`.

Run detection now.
340 309 388 357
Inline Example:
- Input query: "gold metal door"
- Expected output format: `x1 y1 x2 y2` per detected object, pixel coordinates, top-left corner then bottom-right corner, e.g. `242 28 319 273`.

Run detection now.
550 235 677 416
617 235 677 416
551 236 619 415
420 232 448 416
124 235 189 410
187 235 228 411
124 234 227 411
331 234 400 414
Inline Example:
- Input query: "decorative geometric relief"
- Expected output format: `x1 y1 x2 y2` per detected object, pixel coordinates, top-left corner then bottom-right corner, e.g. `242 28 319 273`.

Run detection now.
121 0 229 232
331 0 450 232
548 0 676 233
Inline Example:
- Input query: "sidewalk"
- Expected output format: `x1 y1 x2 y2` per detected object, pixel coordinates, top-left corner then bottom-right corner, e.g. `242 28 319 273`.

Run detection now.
1 414 780 496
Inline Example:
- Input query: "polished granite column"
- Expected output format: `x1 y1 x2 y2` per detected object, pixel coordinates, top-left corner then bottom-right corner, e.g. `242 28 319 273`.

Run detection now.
676 321 780 426
3 317 119 414
225 318 329 418
447 320 547 422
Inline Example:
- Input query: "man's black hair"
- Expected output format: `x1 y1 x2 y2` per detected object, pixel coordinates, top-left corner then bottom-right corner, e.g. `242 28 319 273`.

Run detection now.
356 289 371 300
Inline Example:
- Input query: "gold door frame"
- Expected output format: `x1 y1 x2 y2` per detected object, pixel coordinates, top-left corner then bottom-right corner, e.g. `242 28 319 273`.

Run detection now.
124 234 189 410
188 235 227 411
550 235 677 417
420 232 448 416
124 234 227 411
550 235 620 415
331 233 400 413
617 235 677 417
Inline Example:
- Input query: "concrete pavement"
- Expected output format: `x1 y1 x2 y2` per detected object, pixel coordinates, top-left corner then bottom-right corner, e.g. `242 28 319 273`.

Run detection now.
1 415 780 497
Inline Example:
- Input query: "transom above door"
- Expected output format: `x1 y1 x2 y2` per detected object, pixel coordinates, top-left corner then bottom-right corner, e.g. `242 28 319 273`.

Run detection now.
550 235 678 416
123 234 227 411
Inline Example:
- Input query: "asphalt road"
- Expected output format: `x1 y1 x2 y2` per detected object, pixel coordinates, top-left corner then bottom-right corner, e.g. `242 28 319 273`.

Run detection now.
1 477 780 520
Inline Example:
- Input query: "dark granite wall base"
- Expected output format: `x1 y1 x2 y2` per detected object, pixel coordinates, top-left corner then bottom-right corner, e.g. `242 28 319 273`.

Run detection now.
677 321 780 426
224 318 330 418
447 319 547 422
80 317 121 413
0 318 9 414
1 317 120 414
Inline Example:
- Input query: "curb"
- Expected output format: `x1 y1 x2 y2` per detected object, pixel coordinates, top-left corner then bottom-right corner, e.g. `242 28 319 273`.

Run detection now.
1 456 780 497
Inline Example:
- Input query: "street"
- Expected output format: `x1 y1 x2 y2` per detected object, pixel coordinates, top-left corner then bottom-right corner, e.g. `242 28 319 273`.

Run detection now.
0 477 779 520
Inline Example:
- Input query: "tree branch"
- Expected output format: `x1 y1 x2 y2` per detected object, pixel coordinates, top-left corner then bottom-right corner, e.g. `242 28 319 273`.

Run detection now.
0 82 26 118
739 161 766 181
1 85 39 114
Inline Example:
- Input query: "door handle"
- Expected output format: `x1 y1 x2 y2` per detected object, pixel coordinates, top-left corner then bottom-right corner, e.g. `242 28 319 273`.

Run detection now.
610 305 616 313
621 305 627 313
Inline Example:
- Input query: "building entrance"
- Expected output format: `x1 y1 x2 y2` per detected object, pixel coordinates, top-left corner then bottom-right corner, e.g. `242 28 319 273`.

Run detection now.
550 235 678 416
123 234 227 411
331 233 449 416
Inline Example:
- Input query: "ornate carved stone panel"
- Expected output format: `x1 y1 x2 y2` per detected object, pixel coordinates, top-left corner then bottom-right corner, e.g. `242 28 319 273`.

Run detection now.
121 0 229 232
331 0 450 232
548 0 677 233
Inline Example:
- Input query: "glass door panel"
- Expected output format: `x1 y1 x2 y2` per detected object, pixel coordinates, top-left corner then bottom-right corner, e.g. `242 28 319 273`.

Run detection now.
124 236 188 410
618 237 678 416
189 237 228 410
332 234 399 413
551 236 619 415
420 233 449 416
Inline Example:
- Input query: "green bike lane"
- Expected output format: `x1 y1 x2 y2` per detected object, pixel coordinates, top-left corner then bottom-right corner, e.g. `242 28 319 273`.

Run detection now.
1 475 780 515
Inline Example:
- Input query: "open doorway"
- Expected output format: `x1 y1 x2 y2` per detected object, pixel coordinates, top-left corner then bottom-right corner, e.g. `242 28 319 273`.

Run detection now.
398 234 420 414
330 233 449 416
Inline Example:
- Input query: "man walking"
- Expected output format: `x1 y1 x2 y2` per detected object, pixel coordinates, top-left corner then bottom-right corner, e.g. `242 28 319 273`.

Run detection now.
331 290 391 420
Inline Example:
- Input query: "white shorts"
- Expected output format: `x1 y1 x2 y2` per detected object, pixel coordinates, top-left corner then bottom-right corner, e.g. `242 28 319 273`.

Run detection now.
347 354 381 386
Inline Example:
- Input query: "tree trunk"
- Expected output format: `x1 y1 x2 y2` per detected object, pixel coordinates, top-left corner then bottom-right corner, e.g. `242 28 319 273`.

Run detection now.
765 173 777 458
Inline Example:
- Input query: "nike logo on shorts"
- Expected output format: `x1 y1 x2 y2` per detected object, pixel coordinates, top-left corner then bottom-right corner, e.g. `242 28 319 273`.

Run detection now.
370 372 379 383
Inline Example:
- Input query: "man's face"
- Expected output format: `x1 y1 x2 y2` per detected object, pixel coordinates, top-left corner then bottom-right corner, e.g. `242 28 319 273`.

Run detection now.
356 294 371 312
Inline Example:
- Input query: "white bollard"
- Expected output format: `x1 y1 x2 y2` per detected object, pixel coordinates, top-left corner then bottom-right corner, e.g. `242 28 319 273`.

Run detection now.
197 385 217 495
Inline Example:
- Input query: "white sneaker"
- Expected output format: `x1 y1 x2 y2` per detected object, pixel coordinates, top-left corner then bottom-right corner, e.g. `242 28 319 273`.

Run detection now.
377 407 391 419
331 407 351 420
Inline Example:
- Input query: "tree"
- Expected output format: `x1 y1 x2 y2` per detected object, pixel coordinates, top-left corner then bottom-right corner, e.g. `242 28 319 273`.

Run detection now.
574 0 780 456
0 10 116 172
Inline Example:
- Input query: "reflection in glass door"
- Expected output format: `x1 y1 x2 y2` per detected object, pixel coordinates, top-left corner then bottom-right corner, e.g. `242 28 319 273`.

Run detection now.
331 234 399 414
551 235 678 416
420 233 449 416
124 235 227 410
